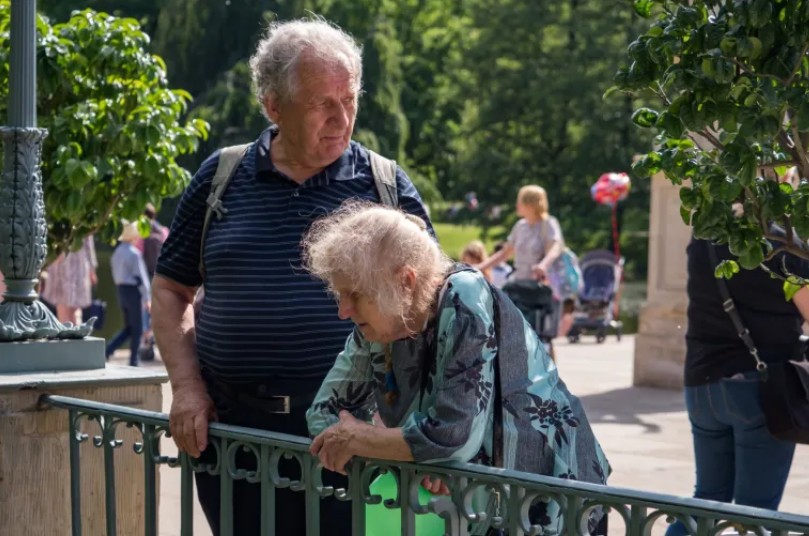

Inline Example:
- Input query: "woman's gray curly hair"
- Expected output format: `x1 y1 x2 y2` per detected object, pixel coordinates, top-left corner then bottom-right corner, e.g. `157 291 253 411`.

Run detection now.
302 201 451 325
249 17 363 112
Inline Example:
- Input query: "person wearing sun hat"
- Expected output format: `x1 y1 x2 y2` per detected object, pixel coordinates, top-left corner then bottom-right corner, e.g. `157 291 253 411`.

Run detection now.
106 221 152 366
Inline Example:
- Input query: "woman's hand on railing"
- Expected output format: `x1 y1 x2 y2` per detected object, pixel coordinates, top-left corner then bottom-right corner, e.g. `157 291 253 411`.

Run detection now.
310 410 362 475
168 380 217 458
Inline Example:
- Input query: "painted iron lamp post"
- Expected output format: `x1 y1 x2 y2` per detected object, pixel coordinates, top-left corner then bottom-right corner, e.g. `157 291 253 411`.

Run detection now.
0 0 93 342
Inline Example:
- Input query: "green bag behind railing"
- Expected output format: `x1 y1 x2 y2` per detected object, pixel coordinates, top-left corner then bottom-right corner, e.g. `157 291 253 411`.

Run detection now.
366 473 444 535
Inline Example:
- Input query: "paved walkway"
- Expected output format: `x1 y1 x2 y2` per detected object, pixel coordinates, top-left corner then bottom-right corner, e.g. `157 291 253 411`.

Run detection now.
112 335 809 534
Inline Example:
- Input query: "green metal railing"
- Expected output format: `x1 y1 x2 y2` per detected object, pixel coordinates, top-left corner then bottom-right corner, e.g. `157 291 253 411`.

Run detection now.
43 394 809 536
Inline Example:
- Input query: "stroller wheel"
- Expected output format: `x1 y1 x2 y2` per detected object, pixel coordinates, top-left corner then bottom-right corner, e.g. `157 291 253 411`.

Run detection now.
616 327 623 342
596 334 606 344
568 334 580 344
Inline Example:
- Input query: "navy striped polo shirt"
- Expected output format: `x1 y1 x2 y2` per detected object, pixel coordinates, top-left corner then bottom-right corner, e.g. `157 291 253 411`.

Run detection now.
156 127 432 382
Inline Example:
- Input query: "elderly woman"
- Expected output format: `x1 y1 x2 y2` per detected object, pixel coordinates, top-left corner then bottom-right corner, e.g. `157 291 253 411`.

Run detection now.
304 202 610 535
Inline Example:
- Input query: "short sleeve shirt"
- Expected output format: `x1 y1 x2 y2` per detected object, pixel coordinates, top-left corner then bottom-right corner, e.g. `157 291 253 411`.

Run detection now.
155 127 432 382
507 216 562 280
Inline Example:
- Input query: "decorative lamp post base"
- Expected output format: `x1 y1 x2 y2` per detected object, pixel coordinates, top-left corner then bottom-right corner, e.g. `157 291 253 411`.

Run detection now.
0 300 96 342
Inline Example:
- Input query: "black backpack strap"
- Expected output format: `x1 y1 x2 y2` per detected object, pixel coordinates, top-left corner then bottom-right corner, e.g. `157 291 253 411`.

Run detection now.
707 242 768 377
198 143 250 278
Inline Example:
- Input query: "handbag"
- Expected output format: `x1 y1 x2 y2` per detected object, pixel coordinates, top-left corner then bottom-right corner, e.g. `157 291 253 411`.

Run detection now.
707 243 809 444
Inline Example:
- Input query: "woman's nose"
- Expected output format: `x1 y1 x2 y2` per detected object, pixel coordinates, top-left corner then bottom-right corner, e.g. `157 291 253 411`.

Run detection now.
337 299 353 320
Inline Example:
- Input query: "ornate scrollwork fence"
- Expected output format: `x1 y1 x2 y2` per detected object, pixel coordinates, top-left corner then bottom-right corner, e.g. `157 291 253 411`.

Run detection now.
43 394 809 536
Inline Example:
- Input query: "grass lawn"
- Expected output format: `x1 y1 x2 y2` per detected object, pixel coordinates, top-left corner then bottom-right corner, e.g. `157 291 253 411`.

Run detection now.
433 222 506 260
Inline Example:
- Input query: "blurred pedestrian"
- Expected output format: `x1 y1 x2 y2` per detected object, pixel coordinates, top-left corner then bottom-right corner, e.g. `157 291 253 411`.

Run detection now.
135 203 168 360
476 185 563 283
136 203 169 280
106 222 151 366
460 240 491 282
489 241 513 288
41 235 97 325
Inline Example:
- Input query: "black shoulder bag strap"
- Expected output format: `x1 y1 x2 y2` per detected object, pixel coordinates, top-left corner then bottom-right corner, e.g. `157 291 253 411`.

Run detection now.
707 243 769 379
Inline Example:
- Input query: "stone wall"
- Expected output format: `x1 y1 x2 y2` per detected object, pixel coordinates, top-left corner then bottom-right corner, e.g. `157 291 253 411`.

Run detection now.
0 367 167 535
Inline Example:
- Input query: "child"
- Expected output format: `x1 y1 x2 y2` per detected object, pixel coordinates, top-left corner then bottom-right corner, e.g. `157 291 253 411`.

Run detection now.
105 221 151 366
460 240 492 282
489 242 513 288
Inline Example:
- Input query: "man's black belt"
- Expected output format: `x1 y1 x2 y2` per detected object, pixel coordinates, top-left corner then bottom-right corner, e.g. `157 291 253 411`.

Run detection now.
202 370 319 415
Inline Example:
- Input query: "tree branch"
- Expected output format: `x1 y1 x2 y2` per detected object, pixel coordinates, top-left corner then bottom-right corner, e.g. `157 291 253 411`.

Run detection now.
727 57 785 83
784 44 809 87
698 129 725 151
759 159 800 170
764 233 809 261
791 122 809 175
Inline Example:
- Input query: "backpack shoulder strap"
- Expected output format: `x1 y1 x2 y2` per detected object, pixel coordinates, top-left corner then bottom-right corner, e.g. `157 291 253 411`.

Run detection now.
368 149 399 207
198 143 251 278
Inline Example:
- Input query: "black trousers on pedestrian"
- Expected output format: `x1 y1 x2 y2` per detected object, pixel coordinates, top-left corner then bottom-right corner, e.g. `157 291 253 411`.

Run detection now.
194 373 352 536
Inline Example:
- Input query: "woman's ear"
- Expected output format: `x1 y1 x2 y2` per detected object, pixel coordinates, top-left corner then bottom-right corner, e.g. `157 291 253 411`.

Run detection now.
400 266 417 293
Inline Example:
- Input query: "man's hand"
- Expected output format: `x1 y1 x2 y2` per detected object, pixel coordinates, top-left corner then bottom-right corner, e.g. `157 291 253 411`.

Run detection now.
420 475 451 495
310 410 365 475
169 380 217 458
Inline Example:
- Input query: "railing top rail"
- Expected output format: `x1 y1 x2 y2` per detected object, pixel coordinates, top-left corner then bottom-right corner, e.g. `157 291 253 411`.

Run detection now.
42 394 809 529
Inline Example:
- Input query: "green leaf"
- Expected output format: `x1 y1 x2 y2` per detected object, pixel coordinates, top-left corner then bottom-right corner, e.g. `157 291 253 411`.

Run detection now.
714 259 740 279
680 205 692 225
633 0 654 17
784 280 803 301
680 186 698 209
738 243 765 269
632 107 659 128
798 100 809 132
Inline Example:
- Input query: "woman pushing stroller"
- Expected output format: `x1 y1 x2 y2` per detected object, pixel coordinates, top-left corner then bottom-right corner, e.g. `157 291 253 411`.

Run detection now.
476 185 577 341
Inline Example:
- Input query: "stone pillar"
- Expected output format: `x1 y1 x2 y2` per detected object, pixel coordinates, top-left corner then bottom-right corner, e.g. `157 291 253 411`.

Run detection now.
0 366 168 535
633 172 691 389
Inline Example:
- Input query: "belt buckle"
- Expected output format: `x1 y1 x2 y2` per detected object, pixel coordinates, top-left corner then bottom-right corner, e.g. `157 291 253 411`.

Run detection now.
269 395 290 414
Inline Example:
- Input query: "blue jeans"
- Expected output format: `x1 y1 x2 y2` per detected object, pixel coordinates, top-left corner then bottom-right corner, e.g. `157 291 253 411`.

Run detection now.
105 285 144 366
665 373 795 535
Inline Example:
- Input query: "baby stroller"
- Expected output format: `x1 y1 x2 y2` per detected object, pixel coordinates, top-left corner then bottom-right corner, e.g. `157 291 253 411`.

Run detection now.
567 250 623 344
501 279 555 354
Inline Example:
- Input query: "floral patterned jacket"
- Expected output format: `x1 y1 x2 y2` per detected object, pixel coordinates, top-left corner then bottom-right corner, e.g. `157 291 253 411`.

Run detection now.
307 267 610 533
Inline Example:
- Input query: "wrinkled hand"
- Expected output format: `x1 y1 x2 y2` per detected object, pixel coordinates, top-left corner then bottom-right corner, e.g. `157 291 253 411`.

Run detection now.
169 381 217 458
420 475 451 495
310 410 364 475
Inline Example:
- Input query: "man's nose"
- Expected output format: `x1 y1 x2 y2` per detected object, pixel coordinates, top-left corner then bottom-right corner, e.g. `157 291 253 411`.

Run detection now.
331 102 351 129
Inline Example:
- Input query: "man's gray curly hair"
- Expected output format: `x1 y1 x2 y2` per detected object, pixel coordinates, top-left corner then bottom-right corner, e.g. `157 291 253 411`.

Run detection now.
302 202 451 326
249 18 363 112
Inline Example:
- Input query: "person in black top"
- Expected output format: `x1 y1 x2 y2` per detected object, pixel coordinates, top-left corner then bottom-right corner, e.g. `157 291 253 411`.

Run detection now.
666 232 809 536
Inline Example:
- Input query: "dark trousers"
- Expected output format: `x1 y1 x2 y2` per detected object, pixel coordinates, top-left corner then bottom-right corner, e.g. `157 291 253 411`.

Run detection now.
105 285 143 366
195 373 352 536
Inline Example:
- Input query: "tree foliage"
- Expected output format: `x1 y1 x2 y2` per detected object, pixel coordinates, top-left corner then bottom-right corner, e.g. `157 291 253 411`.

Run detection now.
30 0 657 278
618 0 809 274
0 4 208 257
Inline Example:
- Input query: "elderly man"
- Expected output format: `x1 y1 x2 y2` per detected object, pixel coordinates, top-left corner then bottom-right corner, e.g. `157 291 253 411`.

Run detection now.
152 18 432 536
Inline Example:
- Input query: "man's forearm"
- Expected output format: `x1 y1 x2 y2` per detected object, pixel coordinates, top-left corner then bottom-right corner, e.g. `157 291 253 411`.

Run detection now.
152 278 203 392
